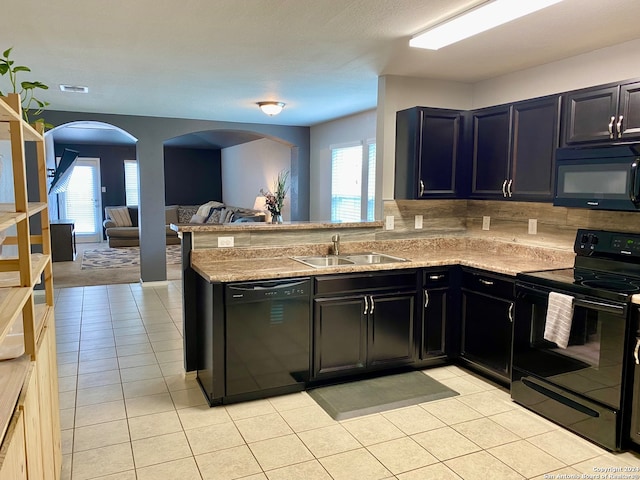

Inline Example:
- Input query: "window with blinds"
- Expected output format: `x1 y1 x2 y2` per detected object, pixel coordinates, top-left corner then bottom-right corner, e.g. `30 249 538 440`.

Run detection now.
124 160 139 206
64 165 96 234
330 141 376 222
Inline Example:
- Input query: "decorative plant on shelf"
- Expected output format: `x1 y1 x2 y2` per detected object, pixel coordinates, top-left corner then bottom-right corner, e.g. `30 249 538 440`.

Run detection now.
0 47 50 126
260 169 289 223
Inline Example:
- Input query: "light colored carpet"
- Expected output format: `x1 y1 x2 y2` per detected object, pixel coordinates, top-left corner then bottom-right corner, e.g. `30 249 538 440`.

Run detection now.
81 245 181 269
52 243 182 288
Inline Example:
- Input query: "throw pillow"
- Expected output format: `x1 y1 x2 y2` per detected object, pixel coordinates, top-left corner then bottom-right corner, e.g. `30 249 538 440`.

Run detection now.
109 207 132 227
223 209 235 223
205 207 224 224
189 214 206 223
178 206 199 223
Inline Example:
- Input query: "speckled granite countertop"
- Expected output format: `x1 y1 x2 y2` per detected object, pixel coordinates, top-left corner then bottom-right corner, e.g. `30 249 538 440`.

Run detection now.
191 236 576 283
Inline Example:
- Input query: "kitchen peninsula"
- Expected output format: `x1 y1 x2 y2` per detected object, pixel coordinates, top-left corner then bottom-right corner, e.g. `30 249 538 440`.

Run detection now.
173 220 575 406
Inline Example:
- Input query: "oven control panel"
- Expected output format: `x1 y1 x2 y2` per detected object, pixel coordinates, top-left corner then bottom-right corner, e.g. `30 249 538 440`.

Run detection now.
575 229 640 257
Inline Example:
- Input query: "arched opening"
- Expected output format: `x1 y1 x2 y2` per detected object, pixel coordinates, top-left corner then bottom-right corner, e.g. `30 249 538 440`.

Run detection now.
163 129 297 221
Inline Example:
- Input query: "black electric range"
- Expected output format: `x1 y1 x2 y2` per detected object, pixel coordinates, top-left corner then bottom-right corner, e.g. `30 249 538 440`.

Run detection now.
512 229 640 451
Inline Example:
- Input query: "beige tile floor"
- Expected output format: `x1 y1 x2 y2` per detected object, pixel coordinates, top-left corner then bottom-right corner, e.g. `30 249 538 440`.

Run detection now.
55 281 640 480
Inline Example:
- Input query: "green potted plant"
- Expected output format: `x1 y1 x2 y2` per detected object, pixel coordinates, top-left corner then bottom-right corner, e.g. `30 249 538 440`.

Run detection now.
0 47 50 125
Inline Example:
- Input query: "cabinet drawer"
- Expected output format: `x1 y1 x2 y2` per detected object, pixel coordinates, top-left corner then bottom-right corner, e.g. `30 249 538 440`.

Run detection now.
422 269 449 288
462 269 514 299
315 270 418 296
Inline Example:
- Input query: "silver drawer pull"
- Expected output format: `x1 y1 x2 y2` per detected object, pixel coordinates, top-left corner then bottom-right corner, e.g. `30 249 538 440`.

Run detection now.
634 338 640 365
363 296 369 315
429 274 445 281
609 115 615 138
369 295 375 314
424 290 429 308
617 115 624 137
479 279 494 286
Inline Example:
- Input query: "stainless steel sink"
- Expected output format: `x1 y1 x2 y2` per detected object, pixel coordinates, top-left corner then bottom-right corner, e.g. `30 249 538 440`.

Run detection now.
291 255 355 268
291 252 407 268
343 252 409 265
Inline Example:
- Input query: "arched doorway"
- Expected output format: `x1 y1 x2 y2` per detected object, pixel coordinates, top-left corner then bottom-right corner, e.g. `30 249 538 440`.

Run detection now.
45 121 138 242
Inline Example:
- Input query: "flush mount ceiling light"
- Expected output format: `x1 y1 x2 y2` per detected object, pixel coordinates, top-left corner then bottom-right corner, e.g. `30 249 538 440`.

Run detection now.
257 101 285 116
410 0 563 50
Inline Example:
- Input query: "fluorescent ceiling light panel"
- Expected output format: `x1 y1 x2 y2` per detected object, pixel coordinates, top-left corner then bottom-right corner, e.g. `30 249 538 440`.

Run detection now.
410 0 563 50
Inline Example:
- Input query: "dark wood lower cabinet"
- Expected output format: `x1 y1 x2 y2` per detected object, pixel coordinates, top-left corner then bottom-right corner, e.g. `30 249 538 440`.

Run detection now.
460 269 514 382
312 271 418 379
313 296 367 377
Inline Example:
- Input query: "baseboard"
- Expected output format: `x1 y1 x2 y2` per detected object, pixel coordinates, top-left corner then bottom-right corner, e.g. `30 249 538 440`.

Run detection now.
139 279 170 287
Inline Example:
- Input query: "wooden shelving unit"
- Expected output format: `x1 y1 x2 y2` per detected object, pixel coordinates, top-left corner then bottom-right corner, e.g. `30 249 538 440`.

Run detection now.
0 93 60 479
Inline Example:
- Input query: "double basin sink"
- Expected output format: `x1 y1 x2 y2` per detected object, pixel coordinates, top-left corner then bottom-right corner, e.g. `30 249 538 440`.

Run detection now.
291 252 408 268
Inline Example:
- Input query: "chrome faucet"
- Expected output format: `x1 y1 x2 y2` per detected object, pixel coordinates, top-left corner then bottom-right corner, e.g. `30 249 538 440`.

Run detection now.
331 234 340 255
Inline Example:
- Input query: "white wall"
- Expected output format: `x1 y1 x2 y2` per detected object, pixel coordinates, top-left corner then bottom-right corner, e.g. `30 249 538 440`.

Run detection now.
309 110 377 221
377 76 473 200
221 138 292 219
472 38 640 108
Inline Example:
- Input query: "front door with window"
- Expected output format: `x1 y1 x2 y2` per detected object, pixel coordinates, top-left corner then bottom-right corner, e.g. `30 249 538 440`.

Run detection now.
60 157 103 243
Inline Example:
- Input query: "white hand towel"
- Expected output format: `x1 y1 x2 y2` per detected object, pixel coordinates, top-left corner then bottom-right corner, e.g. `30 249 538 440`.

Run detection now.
543 291 575 349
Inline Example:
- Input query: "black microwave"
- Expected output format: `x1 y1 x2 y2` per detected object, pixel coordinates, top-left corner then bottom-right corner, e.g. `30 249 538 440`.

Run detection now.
554 144 640 211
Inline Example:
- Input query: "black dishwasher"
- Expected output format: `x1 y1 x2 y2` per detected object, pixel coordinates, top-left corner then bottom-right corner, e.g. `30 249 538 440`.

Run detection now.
225 277 311 398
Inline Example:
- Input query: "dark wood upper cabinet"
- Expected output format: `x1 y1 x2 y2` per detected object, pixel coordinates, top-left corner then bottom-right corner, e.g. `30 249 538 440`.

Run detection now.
470 96 560 201
510 96 561 200
562 81 640 145
394 107 463 199
470 105 512 198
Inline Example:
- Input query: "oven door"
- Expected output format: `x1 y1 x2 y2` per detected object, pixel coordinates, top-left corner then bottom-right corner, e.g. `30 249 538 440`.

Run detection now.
512 282 629 410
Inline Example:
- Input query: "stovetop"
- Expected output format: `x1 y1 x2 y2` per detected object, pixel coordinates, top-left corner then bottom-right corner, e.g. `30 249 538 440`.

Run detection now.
517 229 640 303
518 267 640 302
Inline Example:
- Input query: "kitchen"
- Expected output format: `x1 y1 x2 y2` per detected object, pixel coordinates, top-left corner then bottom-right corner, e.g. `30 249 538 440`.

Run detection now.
175 53 640 477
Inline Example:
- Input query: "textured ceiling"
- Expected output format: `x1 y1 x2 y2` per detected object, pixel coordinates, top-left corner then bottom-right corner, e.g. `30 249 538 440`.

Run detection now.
4 0 640 139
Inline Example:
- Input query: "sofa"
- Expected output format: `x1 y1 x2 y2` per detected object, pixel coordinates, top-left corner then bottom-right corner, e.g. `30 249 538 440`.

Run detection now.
103 203 265 248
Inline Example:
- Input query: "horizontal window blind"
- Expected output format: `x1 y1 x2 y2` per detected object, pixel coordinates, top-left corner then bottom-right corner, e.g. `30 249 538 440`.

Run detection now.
124 160 139 207
331 144 363 222
64 165 96 234
367 142 376 221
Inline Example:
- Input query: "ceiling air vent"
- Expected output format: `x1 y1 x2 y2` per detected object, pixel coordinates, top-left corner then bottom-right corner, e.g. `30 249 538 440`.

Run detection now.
59 84 89 93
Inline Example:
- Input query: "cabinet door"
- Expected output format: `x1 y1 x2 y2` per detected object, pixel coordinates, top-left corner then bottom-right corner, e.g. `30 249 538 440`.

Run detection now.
313 297 367 377
471 106 511 197
20 370 44 480
510 96 560 201
619 81 640 141
418 109 461 197
367 292 415 368
422 287 448 359
461 290 513 380
563 85 619 145
394 107 461 199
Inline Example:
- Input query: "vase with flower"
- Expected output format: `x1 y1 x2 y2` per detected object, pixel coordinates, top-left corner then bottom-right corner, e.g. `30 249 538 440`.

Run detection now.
260 170 289 223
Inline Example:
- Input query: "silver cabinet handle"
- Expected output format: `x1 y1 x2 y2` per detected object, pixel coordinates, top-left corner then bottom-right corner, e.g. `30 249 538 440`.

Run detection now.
502 179 507 197
479 278 494 286
429 274 445 281
634 338 640 365
609 115 616 139
617 115 624 137
363 296 369 315
424 290 429 308
508 302 514 323
369 296 374 314
419 180 425 197
507 179 513 197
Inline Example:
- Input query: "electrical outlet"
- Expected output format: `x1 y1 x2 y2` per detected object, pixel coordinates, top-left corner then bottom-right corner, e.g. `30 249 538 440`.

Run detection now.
414 215 423 229
101 186 106 193
217 236 234 247
528 219 538 235
385 215 394 230
482 216 490 231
